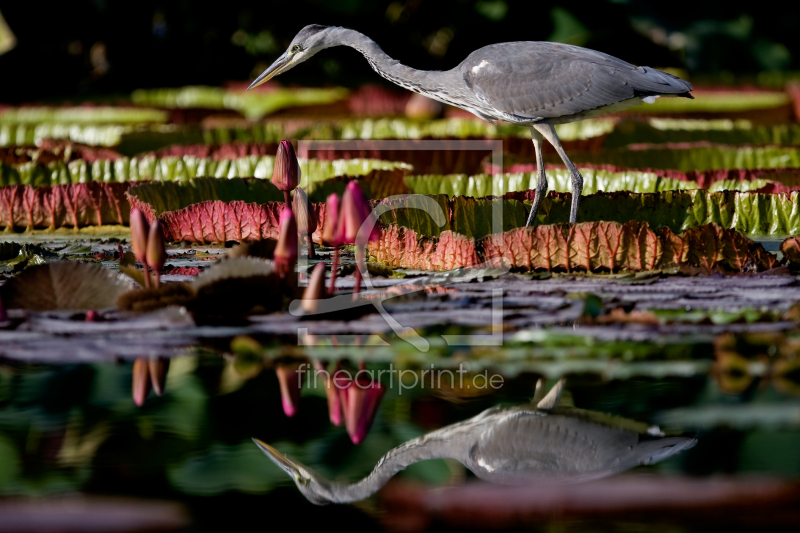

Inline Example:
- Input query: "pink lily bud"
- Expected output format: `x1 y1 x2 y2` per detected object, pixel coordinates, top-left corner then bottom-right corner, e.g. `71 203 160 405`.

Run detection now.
271 140 300 192
146 220 167 272
130 208 149 265
292 186 317 236
276 362 305 417
85 310 100 322
132 358 151 407
149 357 169 396
313 360 342 426
302 263 327 314
274 207 298 276
337 181 379 246
322 193 340 247
338 373 385 444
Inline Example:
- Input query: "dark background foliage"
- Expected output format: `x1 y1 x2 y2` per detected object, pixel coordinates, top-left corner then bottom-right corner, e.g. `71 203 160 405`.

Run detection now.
1 0 798 103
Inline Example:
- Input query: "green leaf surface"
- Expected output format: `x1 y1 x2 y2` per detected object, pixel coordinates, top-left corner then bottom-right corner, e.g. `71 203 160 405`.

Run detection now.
629 91 790 113
0 156 411 187
131 86 349 120
404 169 697 197
0 107 169 125
127 178 283 215
606 119 800 148
382 190 800 238
568 145 800 173
201 117 615 143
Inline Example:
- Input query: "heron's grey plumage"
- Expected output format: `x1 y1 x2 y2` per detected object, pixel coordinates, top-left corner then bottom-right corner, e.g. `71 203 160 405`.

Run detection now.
253 379 696 504
249 25 694 224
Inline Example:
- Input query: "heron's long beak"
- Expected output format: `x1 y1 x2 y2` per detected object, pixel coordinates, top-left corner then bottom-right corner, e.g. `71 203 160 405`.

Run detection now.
252 438 301 477
247 53 291 91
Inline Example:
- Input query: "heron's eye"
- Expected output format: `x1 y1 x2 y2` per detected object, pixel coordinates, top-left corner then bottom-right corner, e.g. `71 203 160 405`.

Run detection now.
291 45 302 54
295 474 308 487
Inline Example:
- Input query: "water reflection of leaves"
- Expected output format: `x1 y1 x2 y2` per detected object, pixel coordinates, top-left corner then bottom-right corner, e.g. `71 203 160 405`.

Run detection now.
714 332 800 395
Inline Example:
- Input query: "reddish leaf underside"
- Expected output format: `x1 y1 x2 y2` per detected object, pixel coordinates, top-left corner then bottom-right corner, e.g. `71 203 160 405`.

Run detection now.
368 221 776 273
0 182 130 230
127 197 328 245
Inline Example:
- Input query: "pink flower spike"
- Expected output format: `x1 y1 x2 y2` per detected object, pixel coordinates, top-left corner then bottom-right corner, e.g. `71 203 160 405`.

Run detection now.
276 362 305 417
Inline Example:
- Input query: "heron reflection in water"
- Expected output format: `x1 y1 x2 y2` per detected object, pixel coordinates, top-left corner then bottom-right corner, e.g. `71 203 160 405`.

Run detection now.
253 379 696 504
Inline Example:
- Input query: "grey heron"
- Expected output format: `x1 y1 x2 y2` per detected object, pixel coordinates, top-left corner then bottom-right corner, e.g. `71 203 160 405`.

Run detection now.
248 25 693 226
252 379 696 504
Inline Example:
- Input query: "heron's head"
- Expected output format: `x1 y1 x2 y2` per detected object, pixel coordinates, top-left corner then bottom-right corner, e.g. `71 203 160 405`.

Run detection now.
252 438 333 505
247 25 335 90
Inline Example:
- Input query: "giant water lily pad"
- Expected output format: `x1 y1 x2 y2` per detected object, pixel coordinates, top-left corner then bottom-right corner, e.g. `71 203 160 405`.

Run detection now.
0 107 169 125
201 117 616 144
0 155 412 187
131 86 349 120
376 189 800 237
605 119 800 148
368 221 776 273
0 261 134 310
627 90 791 114
404 169 696 197
568 145 800 173
0 182 130 230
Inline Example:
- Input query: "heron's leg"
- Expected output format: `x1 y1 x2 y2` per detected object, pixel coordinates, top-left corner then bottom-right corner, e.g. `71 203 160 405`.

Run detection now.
525 127 547 227
534 123 584 224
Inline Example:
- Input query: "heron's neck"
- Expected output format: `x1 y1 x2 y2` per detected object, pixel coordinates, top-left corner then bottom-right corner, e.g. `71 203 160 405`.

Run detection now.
330 28 440 93
319 433 454 503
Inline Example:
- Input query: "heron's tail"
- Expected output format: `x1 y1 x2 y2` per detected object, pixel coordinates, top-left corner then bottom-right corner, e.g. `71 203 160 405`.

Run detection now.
629 65 693 98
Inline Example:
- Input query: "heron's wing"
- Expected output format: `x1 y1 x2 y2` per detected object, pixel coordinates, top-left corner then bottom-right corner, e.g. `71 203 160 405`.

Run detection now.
466 411 695 484
460 42 692 121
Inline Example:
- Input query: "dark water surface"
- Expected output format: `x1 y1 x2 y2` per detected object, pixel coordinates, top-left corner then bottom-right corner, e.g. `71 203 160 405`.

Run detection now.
1 346 799 532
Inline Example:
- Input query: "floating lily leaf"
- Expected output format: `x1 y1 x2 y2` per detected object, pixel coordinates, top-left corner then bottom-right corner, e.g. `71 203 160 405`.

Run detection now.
0 156 411 187
0 183 130 231
116 257 281 314
368 221 776 273
126 178 327 243
201 117 615 143
0 106 169 125
0 142 121 165
605 119 800 148
487 162 800 192
0 261 134 310
0 123 206 151
131 85 349 120
627 90 790 114
404 169 696 197
115 283 196 313
0 182 130 231
377 190 800 238
568 144 800 173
